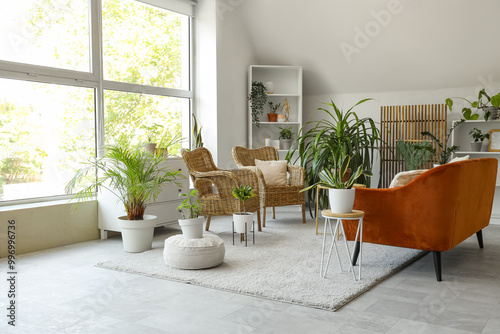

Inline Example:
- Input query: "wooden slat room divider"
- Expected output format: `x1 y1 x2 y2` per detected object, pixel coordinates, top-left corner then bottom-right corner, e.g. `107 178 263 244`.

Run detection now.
380 104 447 188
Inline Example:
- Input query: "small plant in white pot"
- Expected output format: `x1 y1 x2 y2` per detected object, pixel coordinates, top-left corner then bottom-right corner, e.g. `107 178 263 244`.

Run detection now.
279 126 294 151
303 153 371 213
469 128 489 152
232 185 255 234
66 144 181 253
177 189 204 239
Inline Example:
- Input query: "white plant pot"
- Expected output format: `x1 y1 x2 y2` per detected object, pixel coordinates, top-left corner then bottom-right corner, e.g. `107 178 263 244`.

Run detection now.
328 188 356 214
143 143 157 154
178 216 205 240
118 215 157 253
233 213 253 234
470 141 482 152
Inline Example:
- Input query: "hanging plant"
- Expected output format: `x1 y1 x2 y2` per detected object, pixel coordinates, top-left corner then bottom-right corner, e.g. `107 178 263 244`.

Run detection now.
248 81 267 127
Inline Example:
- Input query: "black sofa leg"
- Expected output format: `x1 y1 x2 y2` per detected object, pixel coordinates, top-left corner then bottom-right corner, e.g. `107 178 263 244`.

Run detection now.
476 230 484 249
433 251 442 282
352 241 360 266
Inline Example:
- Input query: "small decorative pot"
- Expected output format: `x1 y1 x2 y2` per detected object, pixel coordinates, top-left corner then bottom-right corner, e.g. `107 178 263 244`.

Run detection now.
267 113 278 122
233 213 253 234
484 106 500 120
328 188 355 214
470 141 482 152
178 216 205 240
277 115 286 122
280 139 293 151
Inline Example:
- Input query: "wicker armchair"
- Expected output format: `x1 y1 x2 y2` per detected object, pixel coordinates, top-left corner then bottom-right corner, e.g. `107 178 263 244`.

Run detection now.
232 146 306 227
181 147 262 231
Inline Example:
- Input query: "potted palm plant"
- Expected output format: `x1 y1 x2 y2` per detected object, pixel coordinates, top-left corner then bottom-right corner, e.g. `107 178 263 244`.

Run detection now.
303 153 371 213
177 189 204 239
232 185 255 234
66 145 182 253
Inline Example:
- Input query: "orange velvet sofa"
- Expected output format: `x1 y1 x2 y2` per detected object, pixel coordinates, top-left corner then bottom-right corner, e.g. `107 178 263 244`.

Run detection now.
345 158 498 281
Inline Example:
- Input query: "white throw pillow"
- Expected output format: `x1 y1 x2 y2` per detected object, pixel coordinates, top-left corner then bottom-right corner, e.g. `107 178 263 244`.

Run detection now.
389 169 428 188
254 159 288 187
449 155 470 163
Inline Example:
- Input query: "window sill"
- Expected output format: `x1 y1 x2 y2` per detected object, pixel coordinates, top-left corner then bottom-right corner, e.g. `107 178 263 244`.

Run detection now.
0 197 96 212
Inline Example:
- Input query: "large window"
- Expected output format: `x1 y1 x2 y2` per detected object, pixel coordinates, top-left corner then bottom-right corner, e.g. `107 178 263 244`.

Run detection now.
0 0 193 203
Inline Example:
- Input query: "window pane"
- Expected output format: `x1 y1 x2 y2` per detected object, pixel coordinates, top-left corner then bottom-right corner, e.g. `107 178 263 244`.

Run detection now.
0 0 90 72
104 90 187 156
102 0 189 89
0 79 95 201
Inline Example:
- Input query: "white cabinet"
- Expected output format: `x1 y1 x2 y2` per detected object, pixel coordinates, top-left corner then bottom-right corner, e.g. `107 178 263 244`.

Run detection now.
97 157 189 239
451 120 500 224
248 65 302 160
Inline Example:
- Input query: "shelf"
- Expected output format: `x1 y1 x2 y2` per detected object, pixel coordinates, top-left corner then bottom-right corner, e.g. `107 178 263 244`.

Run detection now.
257 122 301 125
455 151 500 155
267 93 300 97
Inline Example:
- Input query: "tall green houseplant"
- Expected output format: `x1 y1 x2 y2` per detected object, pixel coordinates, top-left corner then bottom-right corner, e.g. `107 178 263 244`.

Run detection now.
287 99 380 216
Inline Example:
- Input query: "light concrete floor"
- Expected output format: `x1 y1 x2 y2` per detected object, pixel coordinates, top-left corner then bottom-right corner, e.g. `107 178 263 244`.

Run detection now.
1 214 500 334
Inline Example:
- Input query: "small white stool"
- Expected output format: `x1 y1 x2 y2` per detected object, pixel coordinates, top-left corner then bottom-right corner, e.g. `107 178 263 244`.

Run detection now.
320 209 364 281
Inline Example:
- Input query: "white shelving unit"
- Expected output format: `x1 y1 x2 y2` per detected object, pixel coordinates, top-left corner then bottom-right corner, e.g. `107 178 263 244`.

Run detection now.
451 120 500 224
248 65 302 160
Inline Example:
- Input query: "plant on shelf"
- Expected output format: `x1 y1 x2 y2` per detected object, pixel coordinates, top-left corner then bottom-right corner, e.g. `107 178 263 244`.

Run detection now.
177 189 205 239
286 98 380 217
396 140 434 171
421 119 465 164
66 144 182 252
446 89 500 121
469 127 490 152
192 114 203 149
140 123 164 153
248 81 267 127
279 126 294 151
232 185 255 233
268 102 281 113
302 152 371 213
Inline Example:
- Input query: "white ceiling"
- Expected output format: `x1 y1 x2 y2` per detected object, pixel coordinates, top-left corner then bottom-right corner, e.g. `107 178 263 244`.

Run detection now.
236 0 500 95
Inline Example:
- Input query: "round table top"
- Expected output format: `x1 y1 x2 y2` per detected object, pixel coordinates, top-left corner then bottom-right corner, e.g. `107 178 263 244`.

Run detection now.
321 209 365 219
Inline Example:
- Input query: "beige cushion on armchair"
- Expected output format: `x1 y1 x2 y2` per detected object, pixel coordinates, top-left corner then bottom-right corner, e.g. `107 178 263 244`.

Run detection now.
254 159 288 186
389 169 428 188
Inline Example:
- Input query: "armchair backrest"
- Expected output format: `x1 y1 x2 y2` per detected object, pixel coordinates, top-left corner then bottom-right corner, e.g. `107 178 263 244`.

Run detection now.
181 147 219 174
232 146 279 167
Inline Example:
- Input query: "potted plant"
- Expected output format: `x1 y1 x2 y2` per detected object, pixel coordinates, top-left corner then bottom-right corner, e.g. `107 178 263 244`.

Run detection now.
421 119 464 165
177 189 204 239
302 152 371 213
287 99 380 216
66 144 182 253
248 81 267 127
140 123 164 153
469 128 489 152
446 89 500 121
396 140 434 171
232 185 255 234
279 126 294 151
267 102 281 122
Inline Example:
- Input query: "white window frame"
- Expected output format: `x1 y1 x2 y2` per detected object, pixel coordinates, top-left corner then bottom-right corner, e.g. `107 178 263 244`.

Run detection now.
0 0 194 206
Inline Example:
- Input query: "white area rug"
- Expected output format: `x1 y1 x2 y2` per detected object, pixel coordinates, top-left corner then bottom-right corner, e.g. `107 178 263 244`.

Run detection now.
97 212 425 311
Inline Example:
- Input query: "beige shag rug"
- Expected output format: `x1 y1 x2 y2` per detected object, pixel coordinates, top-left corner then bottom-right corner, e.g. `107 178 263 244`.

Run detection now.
97 211 425 311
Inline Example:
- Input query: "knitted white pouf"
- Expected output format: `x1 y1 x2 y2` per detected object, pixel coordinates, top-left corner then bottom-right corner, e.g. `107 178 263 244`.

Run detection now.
163 234 225 269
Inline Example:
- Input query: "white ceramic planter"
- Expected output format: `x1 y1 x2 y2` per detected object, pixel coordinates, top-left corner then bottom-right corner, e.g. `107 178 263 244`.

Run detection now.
328 188 356 214
470 142 482 152
178 216 205 240
118 215 157 253
233 213 253 234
